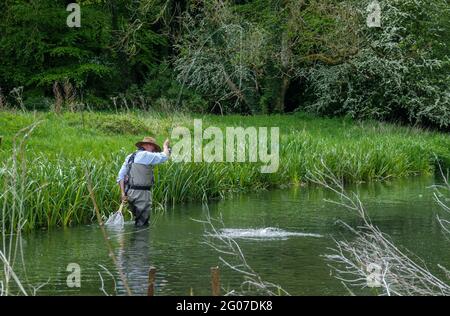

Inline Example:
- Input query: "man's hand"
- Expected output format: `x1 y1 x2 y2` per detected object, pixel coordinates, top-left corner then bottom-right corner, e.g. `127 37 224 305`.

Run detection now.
163 138 171 157
121 193 128 203
163 139 170 148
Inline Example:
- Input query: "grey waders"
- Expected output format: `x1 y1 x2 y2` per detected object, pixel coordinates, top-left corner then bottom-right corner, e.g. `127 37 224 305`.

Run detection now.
125 152 154 227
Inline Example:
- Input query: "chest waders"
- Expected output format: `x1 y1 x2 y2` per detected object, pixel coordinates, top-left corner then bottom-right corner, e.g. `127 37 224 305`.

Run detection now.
125 151 154 227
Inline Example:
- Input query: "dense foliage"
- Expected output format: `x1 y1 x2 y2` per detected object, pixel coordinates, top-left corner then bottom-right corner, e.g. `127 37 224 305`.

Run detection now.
0 0 448 128
1 111 449 230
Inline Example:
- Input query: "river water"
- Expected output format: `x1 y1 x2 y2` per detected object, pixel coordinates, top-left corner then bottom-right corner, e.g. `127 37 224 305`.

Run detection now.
8 176 450 295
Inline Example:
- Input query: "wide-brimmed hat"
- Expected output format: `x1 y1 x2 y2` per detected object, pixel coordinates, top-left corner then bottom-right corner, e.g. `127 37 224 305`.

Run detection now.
135 137 161 152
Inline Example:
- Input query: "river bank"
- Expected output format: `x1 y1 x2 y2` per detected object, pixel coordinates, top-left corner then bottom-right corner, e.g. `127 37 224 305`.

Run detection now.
1 110 449 231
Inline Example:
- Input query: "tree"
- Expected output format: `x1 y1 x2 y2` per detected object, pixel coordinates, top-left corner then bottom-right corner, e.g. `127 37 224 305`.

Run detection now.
174 0 266 113
174 0 362 114
306 0 450 128
0 1 114 94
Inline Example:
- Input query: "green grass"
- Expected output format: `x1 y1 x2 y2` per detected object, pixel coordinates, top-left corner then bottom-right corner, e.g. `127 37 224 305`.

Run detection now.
1 110 449 231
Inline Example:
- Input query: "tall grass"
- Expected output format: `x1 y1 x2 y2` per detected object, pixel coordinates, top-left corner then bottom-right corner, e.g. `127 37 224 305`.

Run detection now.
0 110 449 231
0 123 42 295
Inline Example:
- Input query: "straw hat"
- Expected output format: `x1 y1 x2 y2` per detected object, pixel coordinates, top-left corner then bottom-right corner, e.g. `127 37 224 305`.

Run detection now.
135 136 161 152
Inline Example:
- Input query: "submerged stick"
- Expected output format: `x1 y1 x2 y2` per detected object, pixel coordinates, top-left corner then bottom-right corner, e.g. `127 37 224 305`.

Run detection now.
85 170 132 296
147 266 156 296
211 266 221 296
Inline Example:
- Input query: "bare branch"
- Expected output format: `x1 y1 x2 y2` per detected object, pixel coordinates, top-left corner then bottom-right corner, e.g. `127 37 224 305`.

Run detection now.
196 205 290 296
311 160 450 296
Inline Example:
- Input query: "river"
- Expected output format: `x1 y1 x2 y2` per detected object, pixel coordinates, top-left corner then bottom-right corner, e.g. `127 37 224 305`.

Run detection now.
8 176 450 295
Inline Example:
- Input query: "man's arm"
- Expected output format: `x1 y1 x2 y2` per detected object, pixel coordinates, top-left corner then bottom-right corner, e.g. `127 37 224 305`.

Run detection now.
139 139 171 165
117 155 130 202
119 179 127 202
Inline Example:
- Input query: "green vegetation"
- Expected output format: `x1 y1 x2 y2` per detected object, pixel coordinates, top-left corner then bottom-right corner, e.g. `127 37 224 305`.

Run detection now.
1 110 449 231
1 0 449 298
0 0 449 128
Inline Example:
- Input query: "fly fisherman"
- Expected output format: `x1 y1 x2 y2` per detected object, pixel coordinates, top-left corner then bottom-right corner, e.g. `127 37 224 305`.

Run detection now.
117 137 170 227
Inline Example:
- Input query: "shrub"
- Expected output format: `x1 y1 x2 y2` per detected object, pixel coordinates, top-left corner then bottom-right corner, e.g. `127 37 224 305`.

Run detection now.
97 115 151 135
305 0 450 129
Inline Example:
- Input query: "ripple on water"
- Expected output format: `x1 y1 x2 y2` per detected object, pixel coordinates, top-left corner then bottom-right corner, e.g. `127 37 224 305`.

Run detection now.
214 227 323 240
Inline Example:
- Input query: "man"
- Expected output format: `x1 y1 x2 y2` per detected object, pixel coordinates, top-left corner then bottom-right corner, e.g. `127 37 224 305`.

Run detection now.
117 137 170 227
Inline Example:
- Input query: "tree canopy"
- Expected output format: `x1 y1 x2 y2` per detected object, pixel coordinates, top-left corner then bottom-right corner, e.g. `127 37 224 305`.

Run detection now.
0 0 448 129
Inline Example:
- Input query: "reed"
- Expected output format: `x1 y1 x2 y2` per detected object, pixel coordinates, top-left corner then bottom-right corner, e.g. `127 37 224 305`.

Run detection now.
0 110 449 231
0 122 43 295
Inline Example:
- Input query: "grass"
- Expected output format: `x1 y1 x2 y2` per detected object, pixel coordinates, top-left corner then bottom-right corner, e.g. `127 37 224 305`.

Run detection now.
0 110 449 231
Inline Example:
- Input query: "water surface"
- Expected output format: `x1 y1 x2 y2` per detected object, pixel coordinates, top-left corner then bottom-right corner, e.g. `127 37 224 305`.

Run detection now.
10 176 450 295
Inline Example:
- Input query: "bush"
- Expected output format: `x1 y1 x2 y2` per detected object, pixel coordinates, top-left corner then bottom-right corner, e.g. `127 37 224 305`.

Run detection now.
97 115 151 135
24 96 52 111
142 62 209 113
305 0 450 129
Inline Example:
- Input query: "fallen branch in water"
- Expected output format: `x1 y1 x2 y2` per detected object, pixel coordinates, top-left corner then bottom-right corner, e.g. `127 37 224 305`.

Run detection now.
434 163 450 236
98 264 118 296
194 205 290 296
309 160 450 296
1 122 44 296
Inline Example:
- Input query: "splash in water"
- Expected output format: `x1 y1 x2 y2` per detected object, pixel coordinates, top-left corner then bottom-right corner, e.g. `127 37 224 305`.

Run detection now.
216 227 322 240
105 212 124 227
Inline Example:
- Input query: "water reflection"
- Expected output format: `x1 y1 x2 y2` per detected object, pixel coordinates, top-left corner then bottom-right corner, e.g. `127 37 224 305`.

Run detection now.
108 225 151 295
